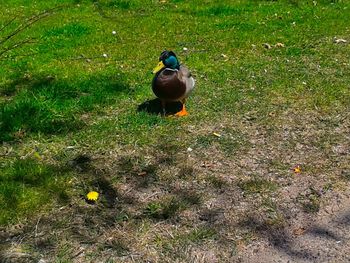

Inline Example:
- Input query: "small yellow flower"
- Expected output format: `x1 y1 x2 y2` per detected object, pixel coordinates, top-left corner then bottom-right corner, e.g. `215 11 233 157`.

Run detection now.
293 165 301 174
86 191 99 201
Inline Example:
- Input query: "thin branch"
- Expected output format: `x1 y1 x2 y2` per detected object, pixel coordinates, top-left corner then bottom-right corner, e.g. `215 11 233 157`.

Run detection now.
0 5 66 46
0 38 37 58
0 52 38 61
0 12 49 46
93 0 120 20
0 17 17 34
0 5 69 60
34 216 41 237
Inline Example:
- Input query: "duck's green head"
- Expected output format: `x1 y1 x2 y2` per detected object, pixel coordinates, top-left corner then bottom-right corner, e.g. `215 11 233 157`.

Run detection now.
152 50 180 74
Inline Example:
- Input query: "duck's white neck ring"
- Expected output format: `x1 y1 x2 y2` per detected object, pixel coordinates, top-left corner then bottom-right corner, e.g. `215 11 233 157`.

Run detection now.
164 68 179 72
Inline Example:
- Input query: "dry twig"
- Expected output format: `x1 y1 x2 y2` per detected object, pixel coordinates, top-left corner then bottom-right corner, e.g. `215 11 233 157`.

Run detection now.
0 5 66 58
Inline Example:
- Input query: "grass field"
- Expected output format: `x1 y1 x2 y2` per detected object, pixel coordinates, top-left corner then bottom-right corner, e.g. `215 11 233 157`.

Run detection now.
1 0 349 262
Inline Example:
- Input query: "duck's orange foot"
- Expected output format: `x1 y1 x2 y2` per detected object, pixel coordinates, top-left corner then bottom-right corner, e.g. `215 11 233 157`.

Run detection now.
174 104 188 117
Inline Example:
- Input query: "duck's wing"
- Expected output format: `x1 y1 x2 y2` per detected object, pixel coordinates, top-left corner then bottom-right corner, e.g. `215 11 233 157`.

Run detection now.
179 65 191 78
152 69 186 101
178 65 195 99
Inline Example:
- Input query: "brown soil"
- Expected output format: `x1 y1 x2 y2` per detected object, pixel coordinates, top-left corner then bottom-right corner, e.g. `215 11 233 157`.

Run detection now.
1 109 349 263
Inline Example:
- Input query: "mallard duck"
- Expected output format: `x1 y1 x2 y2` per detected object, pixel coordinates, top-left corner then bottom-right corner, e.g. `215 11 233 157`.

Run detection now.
152 50 195 116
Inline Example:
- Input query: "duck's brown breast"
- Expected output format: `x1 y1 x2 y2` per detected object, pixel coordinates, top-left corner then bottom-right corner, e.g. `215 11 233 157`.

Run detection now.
152 69 186 101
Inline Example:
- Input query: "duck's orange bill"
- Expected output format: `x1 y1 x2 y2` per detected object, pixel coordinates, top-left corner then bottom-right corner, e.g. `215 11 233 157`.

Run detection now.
152 61 165 74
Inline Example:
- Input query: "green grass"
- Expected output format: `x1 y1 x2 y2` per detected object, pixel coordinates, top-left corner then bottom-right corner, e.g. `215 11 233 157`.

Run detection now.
0 70 129 141
0 0 350 261
206 175 228 189
144 192 200 220
239 177 278 195
156 226 217 259
297 187 322 213
0 158 71 225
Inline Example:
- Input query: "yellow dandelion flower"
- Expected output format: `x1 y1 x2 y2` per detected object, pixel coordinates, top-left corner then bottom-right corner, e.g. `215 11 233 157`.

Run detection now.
86 191 99 201
293 165 301 174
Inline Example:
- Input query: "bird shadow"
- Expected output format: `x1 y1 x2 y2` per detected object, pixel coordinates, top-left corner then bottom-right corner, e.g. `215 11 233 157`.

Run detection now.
137 98 182 115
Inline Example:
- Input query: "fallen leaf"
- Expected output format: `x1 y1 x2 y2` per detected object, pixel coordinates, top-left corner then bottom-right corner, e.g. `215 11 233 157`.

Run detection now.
138 171 147 176
201 162 214 168
14 130 26 139
293 165 302 174
334 38 347 44
33 152 42 160
275 42 285 48
213 132 222 137
293 227 306 236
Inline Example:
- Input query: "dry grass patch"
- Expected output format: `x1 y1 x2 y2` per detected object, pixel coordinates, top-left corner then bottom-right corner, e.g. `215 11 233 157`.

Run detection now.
1 108 350 262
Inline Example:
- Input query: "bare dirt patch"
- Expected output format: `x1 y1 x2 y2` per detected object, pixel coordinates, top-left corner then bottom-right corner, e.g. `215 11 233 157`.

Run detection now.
1 108 349 262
